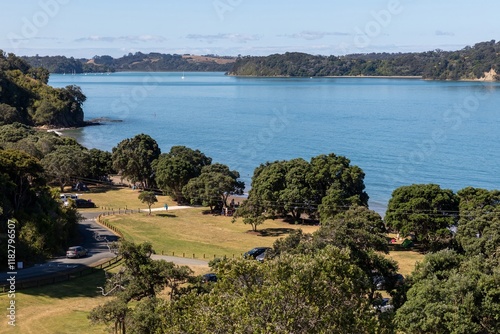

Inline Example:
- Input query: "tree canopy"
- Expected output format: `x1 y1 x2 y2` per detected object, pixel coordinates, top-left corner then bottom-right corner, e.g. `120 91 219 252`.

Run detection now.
1 50 87 127
112 134 161 189
89 241 192 334
229 40 500 81
154 146 212 202
182 163 244 211
385 184 459 251
0 149 79 265
243 153 368 224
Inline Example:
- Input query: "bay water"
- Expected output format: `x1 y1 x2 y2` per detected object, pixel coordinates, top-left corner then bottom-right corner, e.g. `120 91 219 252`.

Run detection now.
49 72 500 214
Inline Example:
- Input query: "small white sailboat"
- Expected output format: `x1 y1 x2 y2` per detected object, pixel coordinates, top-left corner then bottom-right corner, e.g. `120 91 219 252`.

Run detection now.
181 71 185 80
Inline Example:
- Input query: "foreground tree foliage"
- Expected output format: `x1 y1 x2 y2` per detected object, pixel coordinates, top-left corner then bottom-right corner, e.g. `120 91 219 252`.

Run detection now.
385 184 459 251
112 134 161 189
394 250 500 334
89 241 192 334
394 187 500 333
162 247 380 333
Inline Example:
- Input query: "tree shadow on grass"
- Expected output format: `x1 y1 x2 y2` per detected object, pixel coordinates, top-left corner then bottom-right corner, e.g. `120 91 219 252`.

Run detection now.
156 213 177 218
256 228 296 237
17 269 107 299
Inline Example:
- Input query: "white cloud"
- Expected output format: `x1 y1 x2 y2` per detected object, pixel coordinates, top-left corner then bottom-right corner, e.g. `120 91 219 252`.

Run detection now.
74 35 167 43
435 30 455 37
186 33 261 44
282 30 350 40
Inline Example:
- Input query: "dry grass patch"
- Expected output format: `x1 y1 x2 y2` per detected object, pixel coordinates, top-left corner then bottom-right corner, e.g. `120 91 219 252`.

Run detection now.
102 208 319 259
0 271 109 334
71 186 175 213
386 250 424 277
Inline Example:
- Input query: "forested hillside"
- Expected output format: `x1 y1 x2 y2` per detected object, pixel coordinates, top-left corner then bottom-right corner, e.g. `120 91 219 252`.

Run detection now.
0 51 87 128
229 40 500 80
23 52 235 73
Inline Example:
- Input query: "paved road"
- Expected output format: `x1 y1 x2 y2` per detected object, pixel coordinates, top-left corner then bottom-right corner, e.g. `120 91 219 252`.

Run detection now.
0 212 119 283
1 209 208 284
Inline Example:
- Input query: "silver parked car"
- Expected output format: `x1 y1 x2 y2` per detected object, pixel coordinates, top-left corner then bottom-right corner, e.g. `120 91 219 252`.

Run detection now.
66 246 87 258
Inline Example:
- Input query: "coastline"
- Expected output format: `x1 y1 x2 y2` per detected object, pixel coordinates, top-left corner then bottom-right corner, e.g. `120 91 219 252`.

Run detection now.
37 120 101 135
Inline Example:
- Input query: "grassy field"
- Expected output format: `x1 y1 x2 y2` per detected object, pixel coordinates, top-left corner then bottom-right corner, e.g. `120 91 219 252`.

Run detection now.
9 186 423 333
69 185 176 213
0 270 109 334
85 186 424 272
101 207 320 259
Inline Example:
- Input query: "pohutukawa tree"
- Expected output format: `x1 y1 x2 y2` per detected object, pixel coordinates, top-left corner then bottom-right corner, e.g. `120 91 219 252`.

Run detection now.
111 134 161 189
154 146 212 203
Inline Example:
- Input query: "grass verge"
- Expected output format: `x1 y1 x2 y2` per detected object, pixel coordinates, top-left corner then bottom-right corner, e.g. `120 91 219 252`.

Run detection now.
101 208 319 260
0 270 110 334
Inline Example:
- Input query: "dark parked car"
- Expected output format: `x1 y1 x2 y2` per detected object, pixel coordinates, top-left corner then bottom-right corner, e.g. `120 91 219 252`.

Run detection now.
75 199 96 208
201 273 218 283
373 273 405 290
244 247 271 260
66 246 87 258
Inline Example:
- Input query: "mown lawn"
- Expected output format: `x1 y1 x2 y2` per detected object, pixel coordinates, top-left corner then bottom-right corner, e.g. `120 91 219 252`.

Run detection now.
66 185 176 213
101 208 319 259
14 186 424 334
0 270 109 334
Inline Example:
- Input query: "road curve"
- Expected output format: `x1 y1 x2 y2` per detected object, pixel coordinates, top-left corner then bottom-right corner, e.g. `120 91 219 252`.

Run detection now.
1 210 208 284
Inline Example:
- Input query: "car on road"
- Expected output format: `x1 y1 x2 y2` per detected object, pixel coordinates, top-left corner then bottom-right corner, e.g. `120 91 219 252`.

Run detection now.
75 198 96 208
66 246 88 258
244 247 271 261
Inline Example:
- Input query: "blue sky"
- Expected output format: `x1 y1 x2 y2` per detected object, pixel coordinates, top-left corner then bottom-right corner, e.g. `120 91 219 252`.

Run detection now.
1 0 498 58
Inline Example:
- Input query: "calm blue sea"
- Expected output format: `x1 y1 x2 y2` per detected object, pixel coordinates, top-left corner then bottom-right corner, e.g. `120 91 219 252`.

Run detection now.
49 72 500 214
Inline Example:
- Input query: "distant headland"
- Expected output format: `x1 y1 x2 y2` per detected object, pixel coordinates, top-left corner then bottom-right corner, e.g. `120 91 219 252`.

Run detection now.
20 40 500 81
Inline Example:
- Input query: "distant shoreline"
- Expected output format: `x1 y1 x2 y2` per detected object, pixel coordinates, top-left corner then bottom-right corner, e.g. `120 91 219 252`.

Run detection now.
37 120 101 134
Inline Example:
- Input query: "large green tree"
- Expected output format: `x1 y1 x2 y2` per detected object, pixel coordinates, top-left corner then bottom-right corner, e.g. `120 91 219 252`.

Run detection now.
456 187 500 256
394 250 500 334
283 206 398 299
182 163 244 211
248 159 314 221
154 146 212 202
112 134 161 189
162 246 381 333
0 149 79 265
245 153 368 223
385 184 459 251
41 145 90 191
309 153 369 221
84 148 114 181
